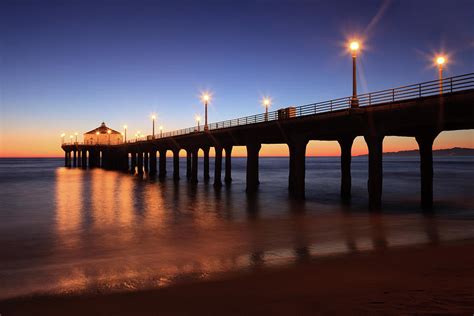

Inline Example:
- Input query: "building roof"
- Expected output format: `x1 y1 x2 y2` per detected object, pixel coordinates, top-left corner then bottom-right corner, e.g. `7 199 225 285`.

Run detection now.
84 122 121 135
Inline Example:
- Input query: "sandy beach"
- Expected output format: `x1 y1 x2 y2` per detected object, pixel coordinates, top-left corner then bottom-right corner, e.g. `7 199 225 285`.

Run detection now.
1 241 473 315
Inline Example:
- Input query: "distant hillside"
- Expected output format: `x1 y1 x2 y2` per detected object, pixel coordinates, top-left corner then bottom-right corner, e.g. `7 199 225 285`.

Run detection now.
357 147 474 157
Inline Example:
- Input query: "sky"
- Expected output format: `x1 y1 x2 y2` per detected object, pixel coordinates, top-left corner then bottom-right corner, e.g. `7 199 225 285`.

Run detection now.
1 0 473 157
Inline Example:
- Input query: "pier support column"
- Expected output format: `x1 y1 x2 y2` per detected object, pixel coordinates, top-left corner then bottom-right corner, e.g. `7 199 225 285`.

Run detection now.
89 150 99 168
81 149 87 168
224 146 233 184
73 150 77 167
186 150 192 180
130 152 137 174
191 148 199 184
214 146 223 188
102 150 109 170
67 151 72 167
246 143 261 193
364 135 384 210
338 136 355 200
137 152 144 174
415 133 438 210
288 138 308 199
77 151 82 168
144 152 149 173
64 151 69 167
149 150 157 175
173 149 180 181
159 149 167 179
203 146 210 182
87 150 93 168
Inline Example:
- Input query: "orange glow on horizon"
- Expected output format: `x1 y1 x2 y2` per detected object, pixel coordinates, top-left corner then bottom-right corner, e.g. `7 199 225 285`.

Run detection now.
0 131 472 158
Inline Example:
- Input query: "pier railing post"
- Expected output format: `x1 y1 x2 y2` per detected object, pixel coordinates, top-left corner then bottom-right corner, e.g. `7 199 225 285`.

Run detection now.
214 146 223 188
338 136 355 201
415 132 439 210
246 143 261 193
364 135 384 210
224 146 233 184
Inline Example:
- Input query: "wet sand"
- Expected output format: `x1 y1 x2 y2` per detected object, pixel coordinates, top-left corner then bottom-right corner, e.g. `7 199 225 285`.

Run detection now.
1 241 473 315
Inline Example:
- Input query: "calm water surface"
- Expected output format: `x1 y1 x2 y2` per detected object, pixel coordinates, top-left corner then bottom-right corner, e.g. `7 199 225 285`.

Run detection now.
0 157 473 299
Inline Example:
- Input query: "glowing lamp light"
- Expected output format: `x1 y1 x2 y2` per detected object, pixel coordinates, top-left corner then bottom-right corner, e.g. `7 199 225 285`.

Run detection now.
436 56 446 66
349 41 360 51
60 133 65 137
262 97 271 107
159 126 163 130
151 114 156 120
201 93 211 103
96 131 100 135
107 130 111 134
69 135 73 139
196 115 201 122
123 125 127 129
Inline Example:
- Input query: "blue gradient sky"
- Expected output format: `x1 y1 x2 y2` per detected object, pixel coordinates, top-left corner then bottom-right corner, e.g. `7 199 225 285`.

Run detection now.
1 0 473 156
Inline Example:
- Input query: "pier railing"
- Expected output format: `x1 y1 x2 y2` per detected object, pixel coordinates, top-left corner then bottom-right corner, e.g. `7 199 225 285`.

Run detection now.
63 73 474 145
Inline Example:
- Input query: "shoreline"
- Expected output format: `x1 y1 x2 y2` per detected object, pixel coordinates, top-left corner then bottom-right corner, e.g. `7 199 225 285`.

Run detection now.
1 240 473 315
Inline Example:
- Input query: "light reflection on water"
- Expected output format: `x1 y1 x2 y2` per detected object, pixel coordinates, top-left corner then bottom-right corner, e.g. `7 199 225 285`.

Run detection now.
0 157 473 299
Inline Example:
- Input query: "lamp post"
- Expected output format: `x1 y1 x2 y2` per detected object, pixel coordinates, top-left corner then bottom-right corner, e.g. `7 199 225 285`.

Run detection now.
60 133 65 144
107 129 111 145
159 126 163 138
196 115 201 132
96 131 100 145
262 97 271 121
136 131 141 141
151 115 156 139
69 135 73 144
123 125 127 143
349 41 360 108
436 56 446 94
200 93 211 131
74 132 78 143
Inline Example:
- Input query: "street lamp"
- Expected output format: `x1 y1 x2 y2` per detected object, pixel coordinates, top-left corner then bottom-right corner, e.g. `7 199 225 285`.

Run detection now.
262 97 271 121
436 55 446 93
60 133 65 144
136 131 141 141
107 129 111 145
159 125 163 138
74 132 78 143
200 93 211 131
349 40 360 107
196 115 201 132
69 135 73 144
123 125 127 143
151 114 156 138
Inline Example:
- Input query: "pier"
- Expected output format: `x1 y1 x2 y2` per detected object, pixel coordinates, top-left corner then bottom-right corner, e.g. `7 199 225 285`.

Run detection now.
62 73 474 210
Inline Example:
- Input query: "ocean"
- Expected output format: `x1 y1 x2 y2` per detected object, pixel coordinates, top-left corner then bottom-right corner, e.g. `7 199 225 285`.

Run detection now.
0 156 473 299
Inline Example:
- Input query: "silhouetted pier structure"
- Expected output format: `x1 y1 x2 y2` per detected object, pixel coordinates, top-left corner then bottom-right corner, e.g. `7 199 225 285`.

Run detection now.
62 73 474 210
